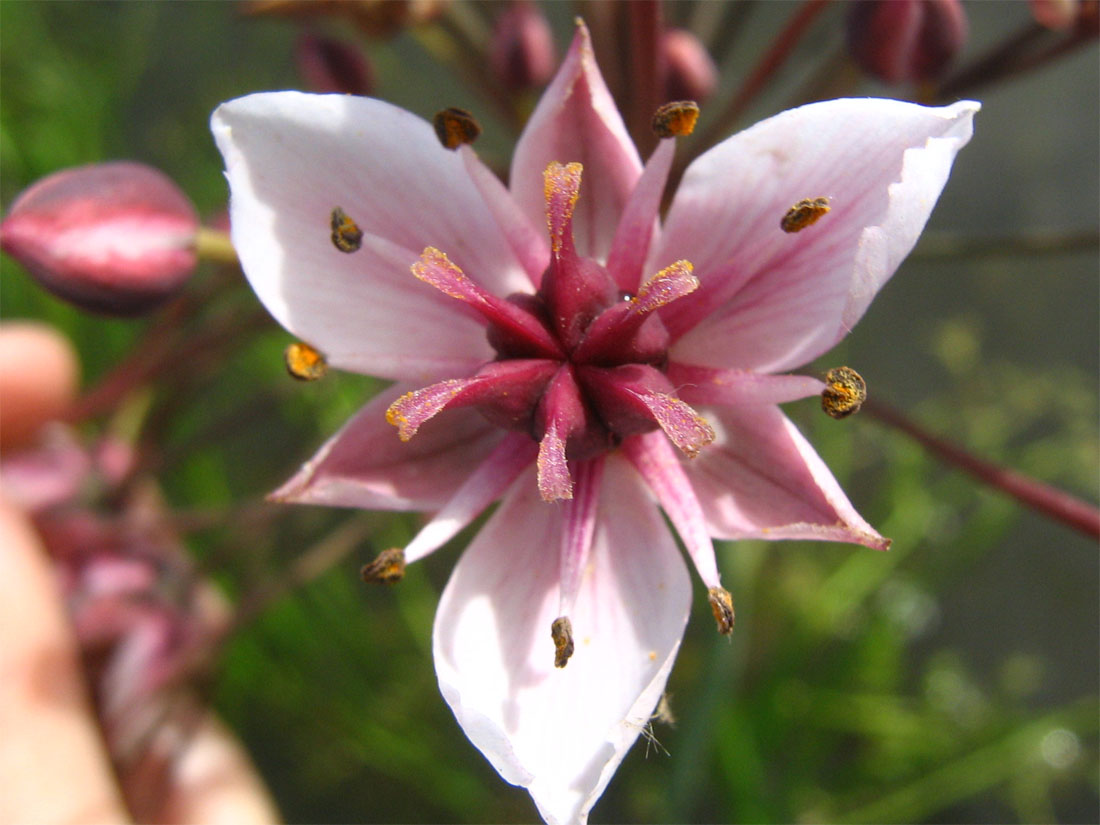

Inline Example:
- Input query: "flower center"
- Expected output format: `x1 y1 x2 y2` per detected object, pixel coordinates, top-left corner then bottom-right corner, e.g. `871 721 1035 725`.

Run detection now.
387 162 713 500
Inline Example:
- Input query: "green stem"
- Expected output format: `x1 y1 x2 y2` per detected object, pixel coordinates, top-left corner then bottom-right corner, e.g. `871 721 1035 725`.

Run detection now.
193 226 238 265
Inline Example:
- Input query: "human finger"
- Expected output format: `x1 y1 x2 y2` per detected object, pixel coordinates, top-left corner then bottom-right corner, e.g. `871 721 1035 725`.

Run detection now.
0 498 130 824
0 321 79 449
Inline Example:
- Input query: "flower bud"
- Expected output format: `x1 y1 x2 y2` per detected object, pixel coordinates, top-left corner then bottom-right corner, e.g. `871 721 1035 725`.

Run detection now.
490 1 556 91
1030 0 1080 29
847 0 968 84
662 28 718 104
1 162 199 316
296 32 374 95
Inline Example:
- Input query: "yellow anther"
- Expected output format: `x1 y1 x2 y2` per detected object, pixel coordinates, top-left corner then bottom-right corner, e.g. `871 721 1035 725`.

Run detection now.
780 197 830 233
433 107 482 150
551 616 575 668
651 100 700 138
330 206 363 252
284 341 328 381
361 547 406 585
821 366 867 419
708 586 735 635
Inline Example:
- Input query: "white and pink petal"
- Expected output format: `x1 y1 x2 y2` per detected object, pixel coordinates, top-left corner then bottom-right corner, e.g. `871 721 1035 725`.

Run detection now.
273 383 505 512
211 92 530 381
653 98 978 373
433 456 691 824
683 404 890 550
510 22 643 264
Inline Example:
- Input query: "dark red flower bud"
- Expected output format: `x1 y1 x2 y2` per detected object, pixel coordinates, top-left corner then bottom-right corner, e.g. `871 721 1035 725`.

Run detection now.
662 28 718 104
490 1 556 91
1 162 199 316
847 0 968 84
296 32 374 96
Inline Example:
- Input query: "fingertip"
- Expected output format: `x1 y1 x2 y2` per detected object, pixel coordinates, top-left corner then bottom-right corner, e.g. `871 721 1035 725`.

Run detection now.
0 321 80 449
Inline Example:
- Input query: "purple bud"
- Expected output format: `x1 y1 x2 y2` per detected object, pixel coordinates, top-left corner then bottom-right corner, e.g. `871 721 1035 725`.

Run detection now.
1 162 199 316
662 28 718 104
296 32 375 95
490 1 556 91
847 0 968 84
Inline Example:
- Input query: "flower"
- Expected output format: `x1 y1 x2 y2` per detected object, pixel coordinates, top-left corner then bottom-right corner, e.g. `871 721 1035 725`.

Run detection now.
212 21 977 824
846 0 969 85
0 162 199 316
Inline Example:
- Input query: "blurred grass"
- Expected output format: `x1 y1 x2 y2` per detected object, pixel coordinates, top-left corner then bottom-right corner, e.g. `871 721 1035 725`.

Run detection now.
2 2 1097 823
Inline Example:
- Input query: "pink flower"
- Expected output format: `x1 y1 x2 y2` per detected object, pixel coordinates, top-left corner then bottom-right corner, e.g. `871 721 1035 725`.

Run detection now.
212 21 976 825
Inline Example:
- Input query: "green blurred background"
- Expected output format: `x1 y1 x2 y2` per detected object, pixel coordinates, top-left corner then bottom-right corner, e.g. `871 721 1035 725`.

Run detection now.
1 1 1097 822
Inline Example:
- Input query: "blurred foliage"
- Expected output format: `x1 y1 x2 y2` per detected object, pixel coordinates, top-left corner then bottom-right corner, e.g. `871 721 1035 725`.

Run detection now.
1 1 1097 824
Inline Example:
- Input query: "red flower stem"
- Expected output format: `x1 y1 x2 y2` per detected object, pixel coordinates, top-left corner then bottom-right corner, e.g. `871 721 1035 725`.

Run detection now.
933 15 1097 100
935 21 1046 100
689 0 831 155
862 397 1100 540
626 0 664 155
65 299 191 422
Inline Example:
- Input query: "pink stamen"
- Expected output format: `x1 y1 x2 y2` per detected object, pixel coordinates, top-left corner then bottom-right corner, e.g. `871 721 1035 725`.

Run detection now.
535 366 590 501
571 260 697 365
543 162 583 255
605 138 676 291
386 378 472 441
635 391 715 458
622 432 722 588
412 247 563 358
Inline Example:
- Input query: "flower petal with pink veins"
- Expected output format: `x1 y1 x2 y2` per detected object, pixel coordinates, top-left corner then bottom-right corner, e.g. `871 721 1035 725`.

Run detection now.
211 92 530 381
510 22 643 263
683 404 891 550
604 138 675 292
433 457 691 825
668 363 825 406
273 384 504 512
459 145 549 287
651 98 978 373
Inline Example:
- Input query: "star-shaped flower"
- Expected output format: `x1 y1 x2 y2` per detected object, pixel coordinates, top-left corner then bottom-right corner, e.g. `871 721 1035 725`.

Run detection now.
212 21 976 825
